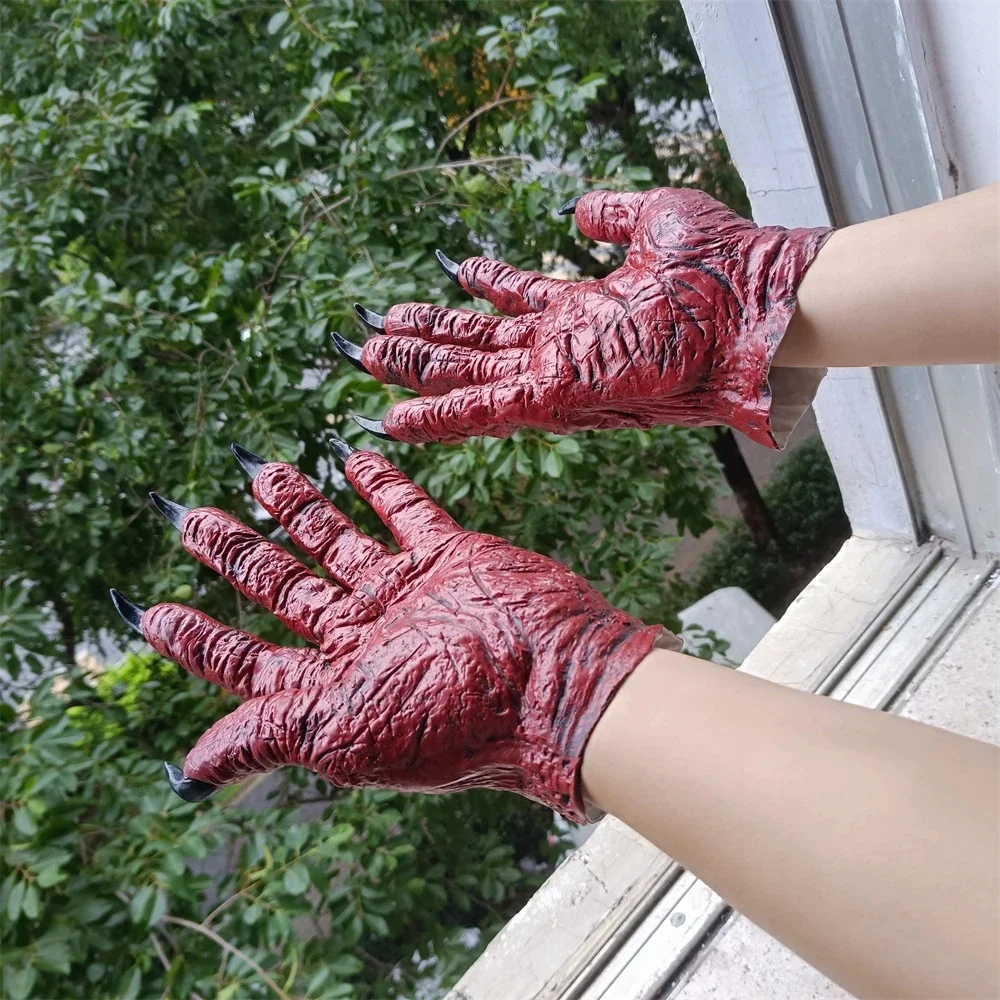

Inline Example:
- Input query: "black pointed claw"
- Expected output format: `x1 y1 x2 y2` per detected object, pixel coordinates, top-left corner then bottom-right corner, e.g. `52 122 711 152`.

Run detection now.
557 195 581 216
352 415 394 441
109 589 146 636
163 762 218 803
435 249 461 286
329 431 356 461
331 331 369 373
149 492 190 531
354 303 386 333
231 442 267 479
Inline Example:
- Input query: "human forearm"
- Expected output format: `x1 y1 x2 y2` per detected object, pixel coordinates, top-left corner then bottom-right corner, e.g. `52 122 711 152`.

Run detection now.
582 649 1000 1000
776 183 1000 368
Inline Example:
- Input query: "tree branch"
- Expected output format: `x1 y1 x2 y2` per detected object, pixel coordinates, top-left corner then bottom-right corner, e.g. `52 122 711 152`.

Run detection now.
49 591 76 666
433 96 531 166
162 915 293 1000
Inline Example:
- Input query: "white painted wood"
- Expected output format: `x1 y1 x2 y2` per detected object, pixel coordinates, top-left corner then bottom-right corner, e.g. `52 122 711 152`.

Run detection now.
773 0 1000 555
834 557 993 709
680 0 919 544
447 818 673 1000
900 0 1000 197
670 915 855 1000
574 872 700 1000
895 575 1000 744
580 876 723 1000
679 0 829 230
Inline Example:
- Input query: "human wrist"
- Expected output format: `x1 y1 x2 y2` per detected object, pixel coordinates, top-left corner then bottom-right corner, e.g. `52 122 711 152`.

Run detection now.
708 221 834 445
529 618 670 823
578 643 680 819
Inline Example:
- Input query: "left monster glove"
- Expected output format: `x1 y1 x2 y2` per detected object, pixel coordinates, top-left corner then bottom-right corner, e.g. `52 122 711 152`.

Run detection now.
112 437 675 823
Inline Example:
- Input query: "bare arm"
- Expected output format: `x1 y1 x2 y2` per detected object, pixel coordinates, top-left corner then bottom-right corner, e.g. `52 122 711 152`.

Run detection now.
582 649 1000 1000
776 183 1000 368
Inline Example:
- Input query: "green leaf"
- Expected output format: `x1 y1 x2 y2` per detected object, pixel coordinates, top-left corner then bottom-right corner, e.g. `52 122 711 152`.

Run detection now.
364 913 389 937
149 888 167 927
34 938 71 974
2 966 36 1000
34 865 65 888
267 10 289 34
12 807 37 837
222 258 245 283
541 450 563 477
119 967 142 1000
325 822 355 846
282 864 310 896
325 954 364 977
6 879 25 922
129 885 154 926
21 884 39 920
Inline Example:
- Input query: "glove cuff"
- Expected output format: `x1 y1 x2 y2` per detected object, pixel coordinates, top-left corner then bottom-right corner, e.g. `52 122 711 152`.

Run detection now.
719 223 835 448
523 622 679 824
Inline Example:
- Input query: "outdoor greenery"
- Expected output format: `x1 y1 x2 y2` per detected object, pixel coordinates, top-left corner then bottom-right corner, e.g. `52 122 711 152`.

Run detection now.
1 1 750 997
695 437 851 614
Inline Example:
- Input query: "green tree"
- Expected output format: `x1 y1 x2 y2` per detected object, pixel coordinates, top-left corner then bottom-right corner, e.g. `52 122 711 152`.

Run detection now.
1 2 742 996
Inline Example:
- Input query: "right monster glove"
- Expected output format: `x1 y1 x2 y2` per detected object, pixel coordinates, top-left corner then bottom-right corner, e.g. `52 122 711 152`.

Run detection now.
112 438 677 824
340 188 833 449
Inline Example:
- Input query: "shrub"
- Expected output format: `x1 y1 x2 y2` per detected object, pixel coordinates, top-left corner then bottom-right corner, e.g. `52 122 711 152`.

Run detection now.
1 2 746 996
1 656 566 1000
695 437 850 613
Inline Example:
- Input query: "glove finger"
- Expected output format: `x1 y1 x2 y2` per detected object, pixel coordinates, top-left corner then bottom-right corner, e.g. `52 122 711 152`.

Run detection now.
173 504 342 644
248 461 389 589
384 303 535 350
383 376 538 444
143 603 328 698
363 337 529 394
458 257 575 316
180 688 328 788
572 189 654 244
342 451 460 549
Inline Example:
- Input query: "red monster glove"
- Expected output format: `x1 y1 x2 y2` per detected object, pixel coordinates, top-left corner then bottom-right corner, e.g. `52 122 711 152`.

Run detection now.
110 438 675 823
338 188 832 448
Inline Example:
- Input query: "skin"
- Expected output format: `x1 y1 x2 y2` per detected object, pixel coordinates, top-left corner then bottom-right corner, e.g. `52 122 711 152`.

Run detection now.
777 183 1000 368
123 185 1000 995
582 649 1000 1000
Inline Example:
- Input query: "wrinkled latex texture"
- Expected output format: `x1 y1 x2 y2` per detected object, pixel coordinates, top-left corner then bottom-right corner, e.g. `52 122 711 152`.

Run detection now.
142 452 673 822
364 188 833 448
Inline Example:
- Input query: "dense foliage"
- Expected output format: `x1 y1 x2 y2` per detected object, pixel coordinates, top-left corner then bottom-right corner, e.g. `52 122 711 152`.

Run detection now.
696 437 850 614
3 656 566 1000
1 1 748 996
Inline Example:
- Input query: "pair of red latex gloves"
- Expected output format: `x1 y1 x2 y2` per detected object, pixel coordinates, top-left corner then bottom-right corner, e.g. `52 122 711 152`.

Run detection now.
113 189 831 821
